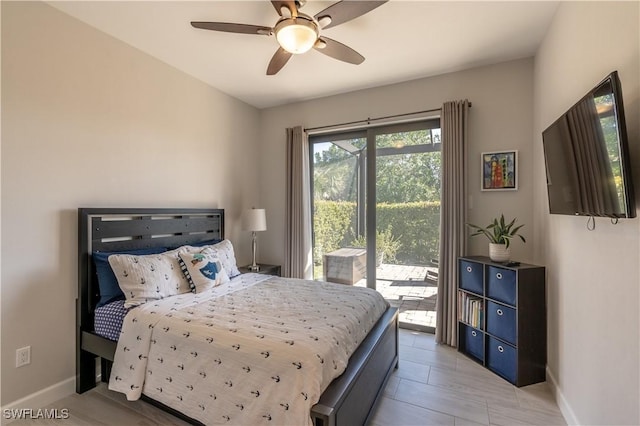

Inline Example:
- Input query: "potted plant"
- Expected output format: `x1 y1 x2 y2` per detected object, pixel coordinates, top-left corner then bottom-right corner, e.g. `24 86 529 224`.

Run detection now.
351 228 402 266
467 214 526 262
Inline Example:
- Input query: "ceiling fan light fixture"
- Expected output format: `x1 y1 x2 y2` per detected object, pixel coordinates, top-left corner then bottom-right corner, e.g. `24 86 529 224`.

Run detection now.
275 16 318 54
190 0 387 75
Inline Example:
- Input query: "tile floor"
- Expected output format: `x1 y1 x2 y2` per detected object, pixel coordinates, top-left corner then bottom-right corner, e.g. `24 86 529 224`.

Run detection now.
368 329 567 426
10 329 566 426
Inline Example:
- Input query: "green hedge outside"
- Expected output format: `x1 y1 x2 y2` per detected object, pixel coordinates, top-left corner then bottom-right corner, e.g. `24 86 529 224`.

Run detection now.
313 200 441 266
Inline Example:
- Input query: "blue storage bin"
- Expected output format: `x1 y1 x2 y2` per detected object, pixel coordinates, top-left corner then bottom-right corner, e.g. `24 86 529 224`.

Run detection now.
460 324 484 362
486 336 517 384
486 266 516 305
459 260 483 294
486 301 516 345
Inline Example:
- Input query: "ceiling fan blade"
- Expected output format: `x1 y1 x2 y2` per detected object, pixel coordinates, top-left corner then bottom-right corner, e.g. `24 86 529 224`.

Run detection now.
267 47 293 75
271 1 298 17
314 1 387 29
191 22 272 35
314 37 364 65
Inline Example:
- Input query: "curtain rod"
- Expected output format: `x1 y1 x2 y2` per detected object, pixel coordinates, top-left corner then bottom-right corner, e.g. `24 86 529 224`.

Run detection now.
304 102 472 133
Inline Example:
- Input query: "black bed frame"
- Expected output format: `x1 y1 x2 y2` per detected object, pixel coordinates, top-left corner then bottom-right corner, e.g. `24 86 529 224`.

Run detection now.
77 208 398 426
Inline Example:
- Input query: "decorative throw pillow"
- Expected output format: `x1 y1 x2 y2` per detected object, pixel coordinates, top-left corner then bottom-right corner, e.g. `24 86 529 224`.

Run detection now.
108 248 191 308
178 251 230 293
159 247 196 294
93 247 168 308
195 239 241 278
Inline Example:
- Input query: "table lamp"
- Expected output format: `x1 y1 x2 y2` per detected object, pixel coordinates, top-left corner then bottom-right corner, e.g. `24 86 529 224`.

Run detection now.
242 208 267 271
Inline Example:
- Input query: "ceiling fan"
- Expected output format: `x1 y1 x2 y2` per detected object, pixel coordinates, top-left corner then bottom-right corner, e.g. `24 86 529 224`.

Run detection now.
191 0 387 75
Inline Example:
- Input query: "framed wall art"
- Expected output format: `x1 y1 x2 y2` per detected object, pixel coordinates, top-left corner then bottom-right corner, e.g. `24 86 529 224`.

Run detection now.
481 150 518 191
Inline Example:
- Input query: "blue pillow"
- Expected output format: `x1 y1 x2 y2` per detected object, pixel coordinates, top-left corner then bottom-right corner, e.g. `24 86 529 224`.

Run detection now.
93 247 168 308
187 238 223 248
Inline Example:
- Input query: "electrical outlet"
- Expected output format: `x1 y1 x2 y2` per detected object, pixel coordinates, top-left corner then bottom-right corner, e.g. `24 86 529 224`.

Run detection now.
16 346 31 368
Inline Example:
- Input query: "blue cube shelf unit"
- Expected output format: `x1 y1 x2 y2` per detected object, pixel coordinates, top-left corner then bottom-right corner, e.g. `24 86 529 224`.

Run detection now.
457 256 546 387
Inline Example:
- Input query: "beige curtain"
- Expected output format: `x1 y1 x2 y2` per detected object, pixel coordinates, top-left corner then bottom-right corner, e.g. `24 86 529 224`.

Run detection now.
436 100 470 346
284 126 313 279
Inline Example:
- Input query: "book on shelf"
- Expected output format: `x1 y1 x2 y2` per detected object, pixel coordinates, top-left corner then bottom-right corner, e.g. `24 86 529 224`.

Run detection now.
458 292 483 329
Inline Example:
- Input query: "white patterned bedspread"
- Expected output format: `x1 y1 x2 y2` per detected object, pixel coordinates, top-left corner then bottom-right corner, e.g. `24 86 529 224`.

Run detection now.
109 273 388 425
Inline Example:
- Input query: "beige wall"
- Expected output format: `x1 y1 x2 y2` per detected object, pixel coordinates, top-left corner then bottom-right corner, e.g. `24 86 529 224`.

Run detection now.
1 2 260 405
258 58 536 267
533 2 639 424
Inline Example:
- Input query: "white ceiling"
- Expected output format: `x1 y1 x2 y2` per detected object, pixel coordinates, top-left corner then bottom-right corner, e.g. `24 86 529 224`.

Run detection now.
48 1 559 109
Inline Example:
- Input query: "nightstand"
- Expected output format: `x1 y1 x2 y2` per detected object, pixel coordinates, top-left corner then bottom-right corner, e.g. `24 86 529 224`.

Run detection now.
238 264 281 277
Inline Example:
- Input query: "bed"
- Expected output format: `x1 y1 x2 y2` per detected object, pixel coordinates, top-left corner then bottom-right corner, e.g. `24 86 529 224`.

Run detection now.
76 208 398 425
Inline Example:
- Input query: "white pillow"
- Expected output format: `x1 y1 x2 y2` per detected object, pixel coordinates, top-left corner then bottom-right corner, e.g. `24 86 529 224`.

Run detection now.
108 248 191 307
193 239 241 278
178 251 230 293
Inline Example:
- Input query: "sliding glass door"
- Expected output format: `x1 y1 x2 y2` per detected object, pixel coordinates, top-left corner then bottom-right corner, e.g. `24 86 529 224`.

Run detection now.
310 131 367 282
310 120 441 331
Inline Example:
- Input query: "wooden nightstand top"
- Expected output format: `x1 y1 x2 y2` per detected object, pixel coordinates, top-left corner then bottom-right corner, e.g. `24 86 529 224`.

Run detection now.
238 264 281 277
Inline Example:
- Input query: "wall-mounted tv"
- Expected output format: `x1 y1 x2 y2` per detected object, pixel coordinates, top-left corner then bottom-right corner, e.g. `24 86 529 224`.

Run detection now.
542 71 636 218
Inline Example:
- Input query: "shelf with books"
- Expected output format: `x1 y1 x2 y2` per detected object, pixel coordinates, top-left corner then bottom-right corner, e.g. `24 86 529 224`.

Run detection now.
458 291 484 329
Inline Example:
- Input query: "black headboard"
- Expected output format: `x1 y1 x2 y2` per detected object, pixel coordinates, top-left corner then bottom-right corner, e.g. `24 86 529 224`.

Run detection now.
77 208 224 328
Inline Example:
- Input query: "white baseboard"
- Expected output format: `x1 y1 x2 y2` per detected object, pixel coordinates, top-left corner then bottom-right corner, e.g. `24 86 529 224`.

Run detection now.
1 377 75 425
547 366 580 425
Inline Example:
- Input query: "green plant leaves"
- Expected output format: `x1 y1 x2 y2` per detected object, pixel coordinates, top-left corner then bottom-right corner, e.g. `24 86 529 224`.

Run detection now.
466 214 526 249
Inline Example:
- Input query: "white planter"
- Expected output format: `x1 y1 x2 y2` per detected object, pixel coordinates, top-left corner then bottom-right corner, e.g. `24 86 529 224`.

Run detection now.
489 243 510 262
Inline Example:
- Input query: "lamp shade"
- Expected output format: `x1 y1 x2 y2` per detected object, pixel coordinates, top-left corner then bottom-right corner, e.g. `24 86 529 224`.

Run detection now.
242 208 267 232
274 17 318 54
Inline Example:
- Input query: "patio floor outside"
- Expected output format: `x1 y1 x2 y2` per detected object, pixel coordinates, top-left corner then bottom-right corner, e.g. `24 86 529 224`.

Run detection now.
352 263 438 331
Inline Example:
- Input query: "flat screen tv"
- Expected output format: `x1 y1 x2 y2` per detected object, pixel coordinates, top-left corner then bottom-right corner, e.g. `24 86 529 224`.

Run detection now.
542 71 636 218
